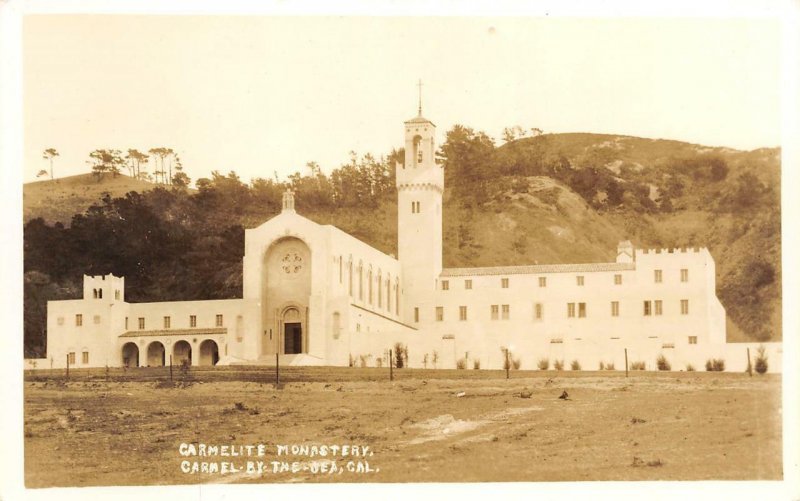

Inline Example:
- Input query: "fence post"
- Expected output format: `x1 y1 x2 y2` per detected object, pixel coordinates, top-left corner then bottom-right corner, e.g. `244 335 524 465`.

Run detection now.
747 348 752 377
389 349 394 381
169 355 173 382
276 352 280 386
66 354 69 380
625 348 629 377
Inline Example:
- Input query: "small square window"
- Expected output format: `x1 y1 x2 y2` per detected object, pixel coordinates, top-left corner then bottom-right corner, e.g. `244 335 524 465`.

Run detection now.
614 274 622 285
501 278 509 288
654 269 663 283
688 336 697 345
441 280 449 291
538 277 547 287
577 276 584 286
465 279 472 290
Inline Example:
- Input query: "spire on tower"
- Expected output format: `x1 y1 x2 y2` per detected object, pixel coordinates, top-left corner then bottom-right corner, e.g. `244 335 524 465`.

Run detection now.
282 189 295 213
417 79 423 116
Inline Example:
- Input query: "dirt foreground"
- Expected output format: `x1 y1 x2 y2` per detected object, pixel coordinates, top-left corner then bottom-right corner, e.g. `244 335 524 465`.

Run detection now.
23 369 782 486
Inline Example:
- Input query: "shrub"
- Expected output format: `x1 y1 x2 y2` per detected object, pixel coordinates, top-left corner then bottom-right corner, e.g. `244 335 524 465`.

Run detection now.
393 342 406 369
706 358 725 372
570 360 581 371
358 354 371 368
348 353 355 367
375 356 383 368
473 359 481 370
686 363 695 372
605 362 615 371
537 358 550 370
422 353 429 369
754 346 768 374
456 358 467 370
554 359 564 371
656 354 671 371
598 361 605 371
630 361 646 371
432 351 439 369
512 357 522 370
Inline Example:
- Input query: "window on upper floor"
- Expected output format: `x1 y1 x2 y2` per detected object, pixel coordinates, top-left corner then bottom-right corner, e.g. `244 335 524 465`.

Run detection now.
75 314 83 327
435 306 444 322
190 315 197 327
124 317 128 330
611 301 620 317
578 302 586 318
681 269 689 282
82 351 89 364
414 307 419 323
93 315 101 324
577 276 584 286
538 277 547 287
98 289 103 299
501 304 510 320
688 336 697 345
501 278 509 288
654 269 663 283
643 301 652 316
459 306 467 321
216 314 223 327
490 305 499 320
115 289 120 300
681 299 689 315
463 279 472 290
164 316 171 329
614 274 622 285
654 300 663 316
138 317 145 329
57 316 64 326
567 303 576 318
441 280 449 291
534 303 543 320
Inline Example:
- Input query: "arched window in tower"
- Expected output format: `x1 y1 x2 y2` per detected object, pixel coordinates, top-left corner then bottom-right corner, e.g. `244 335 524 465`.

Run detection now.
98 288 103 299
413 135 423 166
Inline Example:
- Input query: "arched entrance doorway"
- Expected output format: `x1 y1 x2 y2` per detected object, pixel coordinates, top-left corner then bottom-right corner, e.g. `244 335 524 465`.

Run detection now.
199 340 219 366
173 340 192 366
282 307 303 354
146 341 165 367
262 236 311 356
121 342 139 368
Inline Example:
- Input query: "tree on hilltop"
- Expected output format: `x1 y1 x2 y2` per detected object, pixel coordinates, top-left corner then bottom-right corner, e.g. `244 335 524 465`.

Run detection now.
42 148 59 180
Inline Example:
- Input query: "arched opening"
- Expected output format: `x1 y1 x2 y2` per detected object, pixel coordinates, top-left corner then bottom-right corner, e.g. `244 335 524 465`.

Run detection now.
282 307 303 354
146 341 165 367
199 340 219 366
121 342 139 368
173 340 192 366
413 134 423 165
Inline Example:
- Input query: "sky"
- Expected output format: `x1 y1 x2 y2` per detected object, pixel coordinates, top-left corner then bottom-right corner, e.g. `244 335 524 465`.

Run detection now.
22 15 782 185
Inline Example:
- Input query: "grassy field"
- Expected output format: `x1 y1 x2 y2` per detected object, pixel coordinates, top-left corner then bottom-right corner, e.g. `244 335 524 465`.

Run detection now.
23 366 782 486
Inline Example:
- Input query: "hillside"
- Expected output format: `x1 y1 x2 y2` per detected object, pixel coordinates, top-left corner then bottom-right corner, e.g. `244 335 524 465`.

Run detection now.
22 132 781 356
24 173 163 224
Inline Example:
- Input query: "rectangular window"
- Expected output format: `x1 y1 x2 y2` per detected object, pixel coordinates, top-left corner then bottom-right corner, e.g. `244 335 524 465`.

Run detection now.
501 278 509 288
567 302 576 318
538 277 547 287
688 336 697 345
654 269 663 283
662 343 675 349
435 307 444 322
459 306 467 321
138 317 145 329
164 316 171 328
57 316 64 326
681 268 689 282
491 305 499 320
82 351 89 364
93 315 101 324
115 290 120 300
465 279 472 290
68 352 76 365
75 314 83 327
216 314 223 327
190 315 197 327
414 307 419 323
611 301 619 317
577 276 584 286
534 303 543 320
643 301 652 316
501 304 510 320
411 201 416 213
578 302 586 318
124 317 128 330
441 280 449 291
655 300 663 316
614 274 622 285
681 299 689 315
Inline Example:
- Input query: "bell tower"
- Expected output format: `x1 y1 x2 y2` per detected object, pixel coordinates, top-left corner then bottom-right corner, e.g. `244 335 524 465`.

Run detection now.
396 80 443 319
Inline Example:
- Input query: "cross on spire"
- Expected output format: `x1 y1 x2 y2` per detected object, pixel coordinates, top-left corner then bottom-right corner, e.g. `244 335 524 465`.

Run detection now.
417 79 424 116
